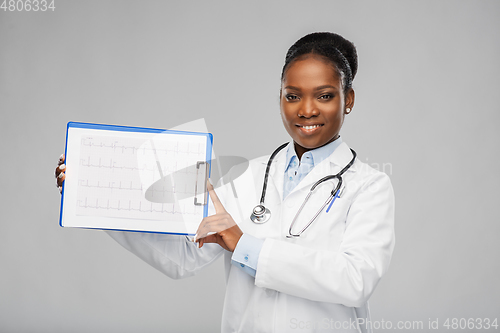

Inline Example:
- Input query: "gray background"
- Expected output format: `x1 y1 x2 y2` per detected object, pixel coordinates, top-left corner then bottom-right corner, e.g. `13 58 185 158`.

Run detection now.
1 1 499 332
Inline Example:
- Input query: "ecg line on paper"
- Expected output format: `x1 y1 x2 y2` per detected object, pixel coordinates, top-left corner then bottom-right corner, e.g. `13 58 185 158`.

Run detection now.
80 139 204 156
76 199 196 215
78 157 198 174
75 135 207 222
78 179 197 194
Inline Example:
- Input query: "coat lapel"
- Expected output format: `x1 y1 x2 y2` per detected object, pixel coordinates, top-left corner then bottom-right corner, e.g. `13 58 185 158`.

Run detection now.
287 142 357 197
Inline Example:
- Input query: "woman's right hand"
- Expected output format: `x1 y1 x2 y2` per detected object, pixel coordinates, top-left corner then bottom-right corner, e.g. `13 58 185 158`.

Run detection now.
55 154 66 193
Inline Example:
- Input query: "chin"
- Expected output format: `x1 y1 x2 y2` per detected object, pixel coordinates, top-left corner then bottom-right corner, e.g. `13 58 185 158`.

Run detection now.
296 139 324 150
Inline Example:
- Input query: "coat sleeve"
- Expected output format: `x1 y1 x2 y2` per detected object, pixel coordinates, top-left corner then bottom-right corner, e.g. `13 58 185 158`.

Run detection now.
105 230 224 279
104 181 230 279
254 172 395 307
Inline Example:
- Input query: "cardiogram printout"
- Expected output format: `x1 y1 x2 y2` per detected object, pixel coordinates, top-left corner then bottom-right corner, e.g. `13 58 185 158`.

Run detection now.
60 122 212 235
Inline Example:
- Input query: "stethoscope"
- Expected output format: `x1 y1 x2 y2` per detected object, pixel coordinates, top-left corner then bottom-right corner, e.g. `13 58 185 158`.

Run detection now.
250 143 357 238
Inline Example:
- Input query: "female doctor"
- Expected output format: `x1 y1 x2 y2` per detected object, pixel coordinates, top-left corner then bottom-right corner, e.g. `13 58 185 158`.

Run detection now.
55 32 395 332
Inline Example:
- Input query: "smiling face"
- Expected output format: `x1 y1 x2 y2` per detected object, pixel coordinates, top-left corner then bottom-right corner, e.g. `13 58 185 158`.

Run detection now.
280 55 354 159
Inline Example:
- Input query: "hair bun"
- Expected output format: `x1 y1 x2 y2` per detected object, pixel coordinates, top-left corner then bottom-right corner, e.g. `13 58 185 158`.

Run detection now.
288 32 358 79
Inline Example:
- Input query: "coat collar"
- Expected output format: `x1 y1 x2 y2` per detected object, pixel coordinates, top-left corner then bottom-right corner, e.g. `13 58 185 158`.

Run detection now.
261 141 357 201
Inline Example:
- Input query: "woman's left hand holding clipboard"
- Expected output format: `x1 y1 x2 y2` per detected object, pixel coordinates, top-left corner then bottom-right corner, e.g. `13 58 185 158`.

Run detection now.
195 181 243 252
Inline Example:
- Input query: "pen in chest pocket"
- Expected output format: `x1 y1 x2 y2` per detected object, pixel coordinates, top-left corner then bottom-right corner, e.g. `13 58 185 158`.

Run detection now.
326 184 346 213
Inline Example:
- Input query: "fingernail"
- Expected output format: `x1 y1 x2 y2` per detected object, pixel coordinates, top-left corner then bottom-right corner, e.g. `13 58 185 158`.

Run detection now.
59 186 62 193
58 173 64 179
59 164 65 170
59 154 64 161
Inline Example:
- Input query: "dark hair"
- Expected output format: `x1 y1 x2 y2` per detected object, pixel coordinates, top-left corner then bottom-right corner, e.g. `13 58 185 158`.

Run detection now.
281 32 358 93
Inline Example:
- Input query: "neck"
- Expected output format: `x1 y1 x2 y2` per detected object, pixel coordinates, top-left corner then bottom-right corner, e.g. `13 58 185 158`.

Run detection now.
293 135 339 160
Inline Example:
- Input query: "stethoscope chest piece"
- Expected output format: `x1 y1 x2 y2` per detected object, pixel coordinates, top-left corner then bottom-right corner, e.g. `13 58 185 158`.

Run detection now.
250 204 271 224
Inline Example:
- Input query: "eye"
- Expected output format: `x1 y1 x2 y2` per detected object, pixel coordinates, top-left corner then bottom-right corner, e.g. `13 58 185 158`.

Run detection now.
319 93 334 100
285 94 299 101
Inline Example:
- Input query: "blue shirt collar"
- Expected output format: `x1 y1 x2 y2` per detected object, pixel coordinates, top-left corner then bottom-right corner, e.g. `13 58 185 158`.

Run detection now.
285 136 343 171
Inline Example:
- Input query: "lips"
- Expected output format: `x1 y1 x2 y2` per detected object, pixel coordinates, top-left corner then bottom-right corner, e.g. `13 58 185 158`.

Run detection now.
298 124 322 129
296 123 324 134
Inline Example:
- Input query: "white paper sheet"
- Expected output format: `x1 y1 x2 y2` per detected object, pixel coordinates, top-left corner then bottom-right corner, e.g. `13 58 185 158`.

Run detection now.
60 123 211 235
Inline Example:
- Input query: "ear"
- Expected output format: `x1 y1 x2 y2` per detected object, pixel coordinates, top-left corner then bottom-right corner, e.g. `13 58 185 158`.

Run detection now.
345 88 355 113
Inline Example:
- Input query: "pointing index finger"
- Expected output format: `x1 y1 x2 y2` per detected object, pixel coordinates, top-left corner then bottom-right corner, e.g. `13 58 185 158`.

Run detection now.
207 180 225 213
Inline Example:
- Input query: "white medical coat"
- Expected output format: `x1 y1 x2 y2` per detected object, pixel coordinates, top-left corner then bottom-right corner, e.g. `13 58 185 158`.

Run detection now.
106 142 395 332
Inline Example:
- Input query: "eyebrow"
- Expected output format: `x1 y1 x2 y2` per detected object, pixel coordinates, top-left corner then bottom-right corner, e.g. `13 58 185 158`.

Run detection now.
284 85 338 91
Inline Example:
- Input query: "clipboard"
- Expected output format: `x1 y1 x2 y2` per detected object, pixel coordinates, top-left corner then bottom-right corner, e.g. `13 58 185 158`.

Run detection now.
60 122 213 236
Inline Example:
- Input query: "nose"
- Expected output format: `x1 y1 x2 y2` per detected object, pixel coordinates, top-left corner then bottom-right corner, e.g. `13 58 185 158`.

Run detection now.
297 97 318 118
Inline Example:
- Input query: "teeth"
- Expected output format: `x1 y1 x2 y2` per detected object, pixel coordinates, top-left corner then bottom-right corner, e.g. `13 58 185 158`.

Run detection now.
302 125 320 129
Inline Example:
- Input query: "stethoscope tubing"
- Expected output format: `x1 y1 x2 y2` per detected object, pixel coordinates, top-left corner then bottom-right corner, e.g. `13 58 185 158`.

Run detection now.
287 149 356 237
251 142 357 237
259 142 289 205
287 177 343 238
